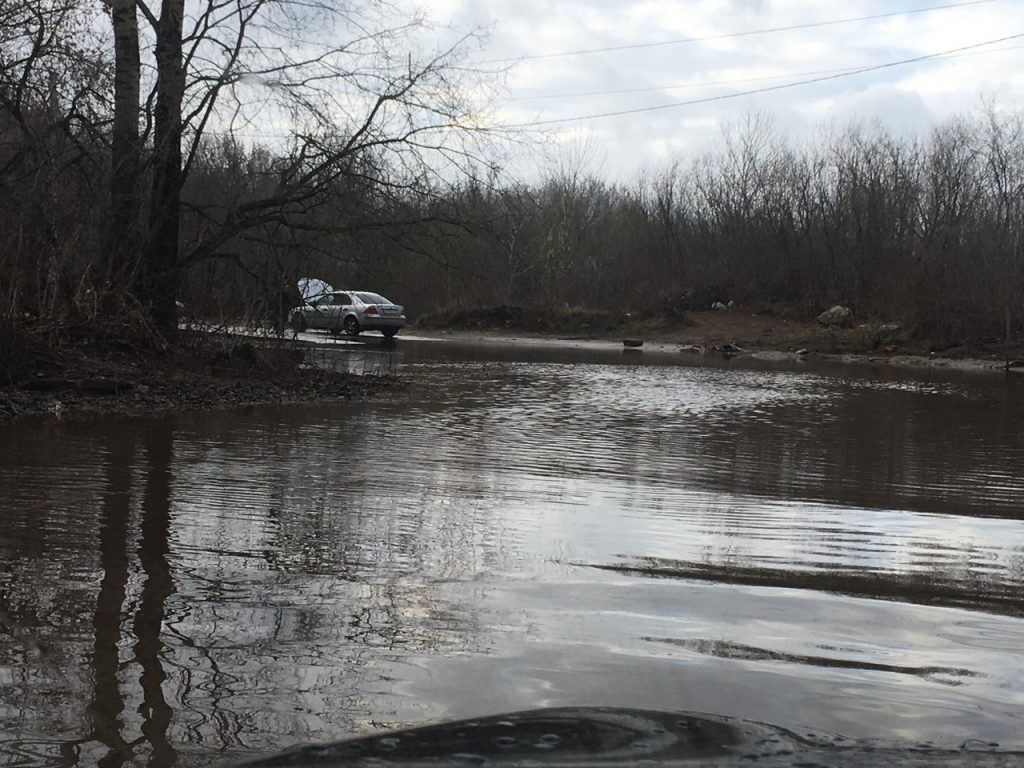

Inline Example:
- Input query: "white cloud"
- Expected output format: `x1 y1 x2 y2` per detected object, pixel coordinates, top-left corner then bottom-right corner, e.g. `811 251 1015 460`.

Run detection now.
418 0 1024 177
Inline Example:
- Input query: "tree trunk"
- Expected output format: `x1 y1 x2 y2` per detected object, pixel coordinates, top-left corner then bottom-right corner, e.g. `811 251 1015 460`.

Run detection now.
108 0 141 303
141 0 185 335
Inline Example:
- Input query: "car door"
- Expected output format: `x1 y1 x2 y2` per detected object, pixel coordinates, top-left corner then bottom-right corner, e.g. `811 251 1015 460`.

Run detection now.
332 293 353 329
307 294 333 328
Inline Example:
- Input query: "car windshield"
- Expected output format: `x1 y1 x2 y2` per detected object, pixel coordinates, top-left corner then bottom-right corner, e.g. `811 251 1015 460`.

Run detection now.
355 292 387 304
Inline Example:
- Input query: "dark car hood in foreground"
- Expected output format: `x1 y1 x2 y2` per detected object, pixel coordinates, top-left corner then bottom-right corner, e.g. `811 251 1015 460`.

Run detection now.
235 707 1021 767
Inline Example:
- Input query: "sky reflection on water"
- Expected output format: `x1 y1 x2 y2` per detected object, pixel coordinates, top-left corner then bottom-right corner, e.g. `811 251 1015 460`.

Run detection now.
1 342 1024 766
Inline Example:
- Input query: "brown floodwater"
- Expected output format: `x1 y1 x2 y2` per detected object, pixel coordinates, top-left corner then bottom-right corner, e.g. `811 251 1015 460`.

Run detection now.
2 337 1024 766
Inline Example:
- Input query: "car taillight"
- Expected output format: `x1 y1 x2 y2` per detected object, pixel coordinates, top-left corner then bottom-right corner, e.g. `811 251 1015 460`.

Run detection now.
364 305 378 316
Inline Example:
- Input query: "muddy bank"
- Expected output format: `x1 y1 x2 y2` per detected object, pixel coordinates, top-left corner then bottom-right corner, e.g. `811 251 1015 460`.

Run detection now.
414 305 1024 372
0 333 401 424
416 304 637 334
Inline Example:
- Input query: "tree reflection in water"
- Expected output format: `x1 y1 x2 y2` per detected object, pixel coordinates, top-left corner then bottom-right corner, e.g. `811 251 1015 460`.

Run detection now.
3 350 1024 766
134 426 176 767
0 410 490 766
89 433 134 768
83 421 178 768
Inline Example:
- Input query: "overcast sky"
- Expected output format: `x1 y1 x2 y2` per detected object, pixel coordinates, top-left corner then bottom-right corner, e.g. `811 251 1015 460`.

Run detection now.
417 0 1024 177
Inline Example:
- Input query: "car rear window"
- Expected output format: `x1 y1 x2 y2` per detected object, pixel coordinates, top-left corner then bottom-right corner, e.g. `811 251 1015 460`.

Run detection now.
356 292 387 304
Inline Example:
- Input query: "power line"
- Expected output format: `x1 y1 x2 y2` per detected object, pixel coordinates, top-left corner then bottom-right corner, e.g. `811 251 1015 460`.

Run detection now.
495 32 1024 129
503 43 1024 102
482 0 999 63
205 35 1024 140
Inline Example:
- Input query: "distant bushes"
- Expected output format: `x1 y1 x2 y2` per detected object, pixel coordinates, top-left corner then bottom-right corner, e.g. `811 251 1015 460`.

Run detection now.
1 71 1021 351
380 108 1024 348
0 317 33 384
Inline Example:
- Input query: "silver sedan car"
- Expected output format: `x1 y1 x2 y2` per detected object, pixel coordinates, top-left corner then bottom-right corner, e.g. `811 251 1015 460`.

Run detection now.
289 291 406 337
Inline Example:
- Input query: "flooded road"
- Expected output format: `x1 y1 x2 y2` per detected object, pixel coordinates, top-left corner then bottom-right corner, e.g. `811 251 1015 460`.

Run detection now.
2 338 1024 766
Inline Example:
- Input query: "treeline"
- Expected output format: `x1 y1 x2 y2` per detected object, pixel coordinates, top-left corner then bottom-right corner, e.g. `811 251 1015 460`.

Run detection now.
1 4 1021 349
0 1 109 336
186 110 1024 347
0 0 490 348
379 111 1020 345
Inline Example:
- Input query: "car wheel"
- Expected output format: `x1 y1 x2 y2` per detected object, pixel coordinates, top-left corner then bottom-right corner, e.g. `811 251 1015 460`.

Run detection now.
343 316 361 336
290 313 306 331
382 328 398 338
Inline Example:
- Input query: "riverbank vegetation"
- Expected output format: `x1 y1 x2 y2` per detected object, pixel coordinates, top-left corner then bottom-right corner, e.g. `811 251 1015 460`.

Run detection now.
21 102 1022 357
1 0 1022 374
393 109 1024 357
0 0 493 370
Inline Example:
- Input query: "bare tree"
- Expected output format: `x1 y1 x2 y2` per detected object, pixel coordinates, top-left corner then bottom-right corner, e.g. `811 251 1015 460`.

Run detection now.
101 0 498 333
107 0 141 301
0 0 108 326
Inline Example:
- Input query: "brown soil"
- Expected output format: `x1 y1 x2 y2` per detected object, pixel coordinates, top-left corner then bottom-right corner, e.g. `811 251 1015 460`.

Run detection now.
644 311 1024 363
415 306 1024 365
0 332 401 424
639 311 910 354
